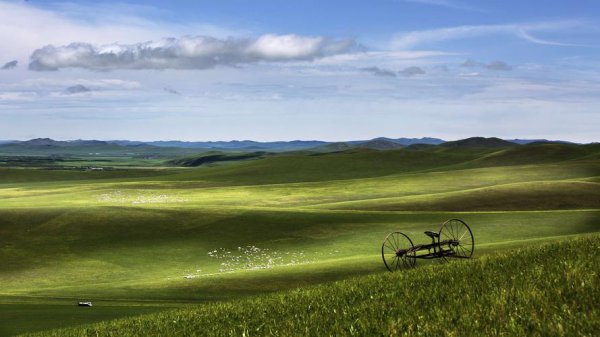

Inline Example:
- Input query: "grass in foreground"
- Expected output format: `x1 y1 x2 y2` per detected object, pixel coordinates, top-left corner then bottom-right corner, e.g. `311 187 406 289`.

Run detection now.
25 235 600 337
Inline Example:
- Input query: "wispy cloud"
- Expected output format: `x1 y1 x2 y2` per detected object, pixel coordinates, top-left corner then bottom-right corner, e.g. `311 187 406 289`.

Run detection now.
401 0 479 11
515 29 588 47
391 21 586 49
29 35 359 71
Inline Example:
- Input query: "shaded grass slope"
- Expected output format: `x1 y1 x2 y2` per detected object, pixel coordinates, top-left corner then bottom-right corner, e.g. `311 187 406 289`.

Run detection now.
472 143 600 167
167 151 269 167
163 143 600 185
324 180 600 211
25 235 599 337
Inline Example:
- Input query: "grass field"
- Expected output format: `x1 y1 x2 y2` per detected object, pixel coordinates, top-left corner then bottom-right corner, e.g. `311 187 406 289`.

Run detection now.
1 143 599 335
22 235 600 337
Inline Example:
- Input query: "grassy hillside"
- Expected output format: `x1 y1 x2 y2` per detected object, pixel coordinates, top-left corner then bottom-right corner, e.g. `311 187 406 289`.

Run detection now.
0 144 599 336
167 151 270 167
23 235 600 337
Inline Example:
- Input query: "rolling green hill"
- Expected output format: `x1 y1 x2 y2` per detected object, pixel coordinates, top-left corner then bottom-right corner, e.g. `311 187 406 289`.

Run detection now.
0 142 598 336
22 235 600 337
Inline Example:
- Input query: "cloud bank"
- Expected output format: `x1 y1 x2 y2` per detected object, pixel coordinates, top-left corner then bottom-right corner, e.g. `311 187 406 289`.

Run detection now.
29 34 359 71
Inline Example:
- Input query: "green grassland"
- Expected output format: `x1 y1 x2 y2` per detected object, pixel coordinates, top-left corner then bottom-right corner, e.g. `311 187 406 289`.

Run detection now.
23 235 600 337
0 142 599 335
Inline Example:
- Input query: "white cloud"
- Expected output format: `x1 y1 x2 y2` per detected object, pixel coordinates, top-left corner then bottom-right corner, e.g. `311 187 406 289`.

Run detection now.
0 1 244 63
391 21 585 49
29 35 358 71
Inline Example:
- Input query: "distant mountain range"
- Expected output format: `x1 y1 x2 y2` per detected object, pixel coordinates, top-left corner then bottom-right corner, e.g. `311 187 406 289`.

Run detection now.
0 137 587 154
0 137 445 152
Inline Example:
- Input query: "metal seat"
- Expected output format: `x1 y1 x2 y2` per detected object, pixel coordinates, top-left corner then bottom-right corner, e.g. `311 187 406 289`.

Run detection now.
424 231 439 238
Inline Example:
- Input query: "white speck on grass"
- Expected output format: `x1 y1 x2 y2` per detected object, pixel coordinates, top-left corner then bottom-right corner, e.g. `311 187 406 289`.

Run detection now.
96 190 189 204
205 246 313 273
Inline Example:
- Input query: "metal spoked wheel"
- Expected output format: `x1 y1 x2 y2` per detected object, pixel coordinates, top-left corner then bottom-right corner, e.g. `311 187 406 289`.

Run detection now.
382 231 416 272
438 219 474 259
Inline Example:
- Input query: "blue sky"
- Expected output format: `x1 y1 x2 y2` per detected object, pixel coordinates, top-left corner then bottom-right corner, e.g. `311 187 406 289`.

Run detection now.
0 0 599 141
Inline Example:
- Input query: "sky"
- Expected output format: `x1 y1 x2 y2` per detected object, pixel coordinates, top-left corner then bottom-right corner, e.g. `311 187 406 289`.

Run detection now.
0 0 599 142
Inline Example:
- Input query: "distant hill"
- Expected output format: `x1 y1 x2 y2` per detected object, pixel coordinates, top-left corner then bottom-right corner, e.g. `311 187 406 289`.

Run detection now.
0 138 198 157
388 137 445 145
1 137 589 156
355 138 404 150
507 139 575 145
348 137 444 146
441 137 516 148
309 139 404 152
309 142 355 152
15 138 114 147
18 138 69 146
112 140 328 151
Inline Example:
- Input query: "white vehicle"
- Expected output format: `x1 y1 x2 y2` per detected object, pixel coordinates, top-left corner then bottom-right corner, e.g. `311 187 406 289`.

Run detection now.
78 301 93 307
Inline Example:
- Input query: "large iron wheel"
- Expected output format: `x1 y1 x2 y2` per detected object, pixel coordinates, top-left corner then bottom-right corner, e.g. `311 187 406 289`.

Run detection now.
438 219 474 259
382 231 416 272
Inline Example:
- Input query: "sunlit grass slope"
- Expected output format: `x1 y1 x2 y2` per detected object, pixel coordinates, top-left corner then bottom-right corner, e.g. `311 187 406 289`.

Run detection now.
24 235 600 337
1 144 599 335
